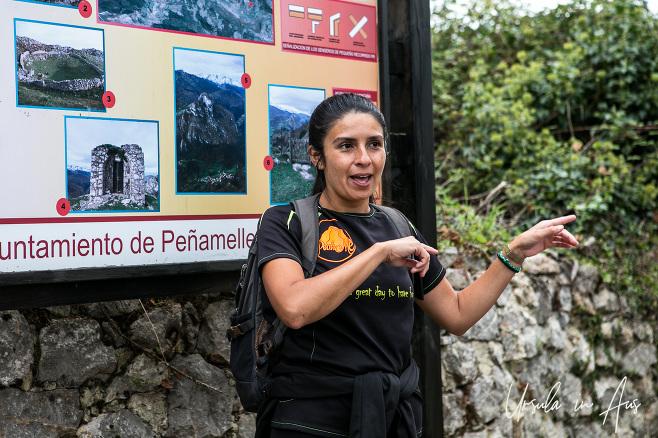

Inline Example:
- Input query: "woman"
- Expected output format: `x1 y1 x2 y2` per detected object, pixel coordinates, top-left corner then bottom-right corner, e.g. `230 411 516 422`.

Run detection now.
256 93 578 437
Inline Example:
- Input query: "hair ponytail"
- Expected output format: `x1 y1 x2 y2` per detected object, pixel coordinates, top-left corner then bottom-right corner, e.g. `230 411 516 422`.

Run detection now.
311 168 326 196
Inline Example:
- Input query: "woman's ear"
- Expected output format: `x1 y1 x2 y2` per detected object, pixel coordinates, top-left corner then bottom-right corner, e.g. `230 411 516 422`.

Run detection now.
308 146 324 170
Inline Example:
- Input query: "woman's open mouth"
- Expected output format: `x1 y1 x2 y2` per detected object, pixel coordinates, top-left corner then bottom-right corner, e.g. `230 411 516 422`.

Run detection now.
350 174 372 186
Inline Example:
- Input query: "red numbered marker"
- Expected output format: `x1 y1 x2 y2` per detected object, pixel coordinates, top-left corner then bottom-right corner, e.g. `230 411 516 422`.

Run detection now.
263 155 274 171
241 73 251 89
102 91 116 108
79 1 92 18
249 2 254 7
57 198 71 216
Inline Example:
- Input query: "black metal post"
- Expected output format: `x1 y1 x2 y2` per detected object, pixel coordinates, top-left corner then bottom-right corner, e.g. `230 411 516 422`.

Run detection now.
379 0 443 435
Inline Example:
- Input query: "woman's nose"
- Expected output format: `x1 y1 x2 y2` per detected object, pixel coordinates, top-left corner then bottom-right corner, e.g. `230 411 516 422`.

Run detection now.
355 145 372 164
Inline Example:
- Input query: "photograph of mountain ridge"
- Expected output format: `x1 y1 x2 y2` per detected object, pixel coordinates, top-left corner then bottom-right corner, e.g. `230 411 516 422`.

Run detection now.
98 0 274 44
268 85 325 204
174 48 246 194
16 0 81 6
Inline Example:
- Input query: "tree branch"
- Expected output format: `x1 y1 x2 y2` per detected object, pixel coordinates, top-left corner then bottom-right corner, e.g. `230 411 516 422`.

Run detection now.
550 124 658 134
566 100 575 139
101 304 223 393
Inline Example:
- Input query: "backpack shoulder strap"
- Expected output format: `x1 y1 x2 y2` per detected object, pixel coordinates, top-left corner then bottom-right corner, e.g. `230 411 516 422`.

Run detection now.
291 193 321 278
372 204 415 239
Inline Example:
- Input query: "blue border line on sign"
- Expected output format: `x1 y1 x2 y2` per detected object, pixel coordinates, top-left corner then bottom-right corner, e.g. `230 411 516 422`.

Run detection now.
14 18 107 112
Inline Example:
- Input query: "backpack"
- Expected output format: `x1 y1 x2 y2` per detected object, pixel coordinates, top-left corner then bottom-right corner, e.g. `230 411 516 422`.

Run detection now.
226 194 417 412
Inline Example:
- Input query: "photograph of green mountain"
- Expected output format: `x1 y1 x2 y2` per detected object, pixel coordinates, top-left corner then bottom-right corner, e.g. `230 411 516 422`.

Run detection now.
98 0 274 44
174 48 246 194
268 85 325 204
15 20 104 111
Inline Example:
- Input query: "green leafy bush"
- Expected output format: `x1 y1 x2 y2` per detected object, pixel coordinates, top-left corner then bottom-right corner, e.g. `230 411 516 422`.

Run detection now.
432 0 658 316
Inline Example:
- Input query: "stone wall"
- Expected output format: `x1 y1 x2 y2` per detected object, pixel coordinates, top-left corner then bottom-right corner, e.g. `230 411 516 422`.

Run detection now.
440 250 657 437
0 250 655 437
31 77 104 92
121 144 146 204
16 67 104 91
18 50 104 90
0 296 254 438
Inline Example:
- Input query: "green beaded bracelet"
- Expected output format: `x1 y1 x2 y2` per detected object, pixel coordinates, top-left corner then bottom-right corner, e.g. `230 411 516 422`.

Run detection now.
497 251 521 273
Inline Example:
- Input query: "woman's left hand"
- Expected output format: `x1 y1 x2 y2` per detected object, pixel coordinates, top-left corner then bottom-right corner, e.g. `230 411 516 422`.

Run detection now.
511 215 579 259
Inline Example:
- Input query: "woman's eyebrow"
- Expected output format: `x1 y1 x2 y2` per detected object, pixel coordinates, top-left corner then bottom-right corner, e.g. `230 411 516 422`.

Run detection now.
331 134 384 144
332 136 356 143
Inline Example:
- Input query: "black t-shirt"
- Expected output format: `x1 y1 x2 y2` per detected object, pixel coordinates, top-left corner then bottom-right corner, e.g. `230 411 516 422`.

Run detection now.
256 203 445 436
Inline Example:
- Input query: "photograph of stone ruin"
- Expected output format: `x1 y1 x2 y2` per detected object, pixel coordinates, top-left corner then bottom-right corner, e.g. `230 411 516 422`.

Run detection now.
66 117 160 212
68 144 159 212
89 144 145 208
268 85 324 204
174 48 246 194
15 20 105 111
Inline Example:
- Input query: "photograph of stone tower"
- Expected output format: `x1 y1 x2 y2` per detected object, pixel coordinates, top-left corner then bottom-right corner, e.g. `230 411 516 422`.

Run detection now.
65 117 159 212
89 144 145 207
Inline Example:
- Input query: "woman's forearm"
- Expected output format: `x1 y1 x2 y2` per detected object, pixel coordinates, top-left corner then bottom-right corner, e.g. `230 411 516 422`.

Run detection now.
453 258 517 334
418 218 578 335
417 256 519 336
262 237 435 329
263 244 387 329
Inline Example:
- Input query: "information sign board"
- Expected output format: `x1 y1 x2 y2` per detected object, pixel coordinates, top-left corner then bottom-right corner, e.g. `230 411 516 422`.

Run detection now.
0 0 378 280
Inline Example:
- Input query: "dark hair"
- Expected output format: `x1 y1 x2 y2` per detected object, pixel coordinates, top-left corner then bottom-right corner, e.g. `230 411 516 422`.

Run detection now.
308 93 389 197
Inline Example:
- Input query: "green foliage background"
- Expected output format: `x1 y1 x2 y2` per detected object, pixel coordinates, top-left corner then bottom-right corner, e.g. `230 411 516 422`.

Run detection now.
432 0 658 316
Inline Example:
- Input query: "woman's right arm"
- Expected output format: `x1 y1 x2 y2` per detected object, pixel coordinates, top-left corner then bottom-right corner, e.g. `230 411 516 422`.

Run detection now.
262 236 436 329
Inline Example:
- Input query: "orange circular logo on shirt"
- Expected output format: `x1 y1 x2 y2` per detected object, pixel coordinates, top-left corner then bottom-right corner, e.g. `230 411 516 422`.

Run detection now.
318 220 356 263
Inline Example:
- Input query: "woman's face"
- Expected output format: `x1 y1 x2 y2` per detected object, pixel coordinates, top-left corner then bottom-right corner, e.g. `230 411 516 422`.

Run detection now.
313 111 386 212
